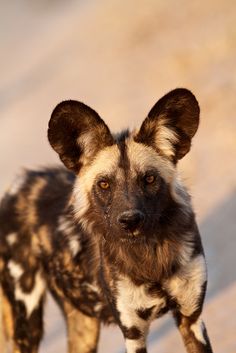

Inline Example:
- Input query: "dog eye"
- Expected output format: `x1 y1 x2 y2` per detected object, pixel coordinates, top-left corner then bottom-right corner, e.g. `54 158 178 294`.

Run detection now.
145 175 156 184
98 181 110 190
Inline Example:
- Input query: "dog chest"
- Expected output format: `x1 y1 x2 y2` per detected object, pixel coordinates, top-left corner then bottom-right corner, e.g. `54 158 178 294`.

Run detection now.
114 276 168 325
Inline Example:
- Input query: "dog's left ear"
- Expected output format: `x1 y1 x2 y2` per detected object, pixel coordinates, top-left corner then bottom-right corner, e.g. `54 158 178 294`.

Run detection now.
134 88 200 162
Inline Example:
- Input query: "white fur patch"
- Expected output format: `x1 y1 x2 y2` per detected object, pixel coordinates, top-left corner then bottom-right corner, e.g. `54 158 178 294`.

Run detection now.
7 261 45 317
6 232 17 246
69 237 81 256
165 255 207 316
116 276 166 329
57 216 74 234
125 338 145 353
15 272 45 318
8 260 23 279
190 318 206 345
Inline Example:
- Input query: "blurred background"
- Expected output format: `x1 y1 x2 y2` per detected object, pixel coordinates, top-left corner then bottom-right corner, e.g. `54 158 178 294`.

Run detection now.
0 0 236 352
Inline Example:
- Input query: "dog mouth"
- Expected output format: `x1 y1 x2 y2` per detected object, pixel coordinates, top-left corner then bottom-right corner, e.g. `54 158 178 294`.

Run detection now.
128 229 140 237
119 229 147 243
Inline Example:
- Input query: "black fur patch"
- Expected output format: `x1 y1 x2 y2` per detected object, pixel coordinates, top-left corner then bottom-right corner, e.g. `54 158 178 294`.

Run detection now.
122 326 142 340
136 306 154 320
136 348 147 353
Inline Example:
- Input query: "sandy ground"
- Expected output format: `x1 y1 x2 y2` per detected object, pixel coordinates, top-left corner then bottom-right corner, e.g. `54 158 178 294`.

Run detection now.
0 0 236 352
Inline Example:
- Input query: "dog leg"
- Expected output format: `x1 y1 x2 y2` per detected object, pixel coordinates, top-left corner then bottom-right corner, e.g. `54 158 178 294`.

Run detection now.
2 265 46 353
167 254 213 352
173 311 213 353
116 305 150 353
64 302 100 353
111 277 163 353
0 291 45 353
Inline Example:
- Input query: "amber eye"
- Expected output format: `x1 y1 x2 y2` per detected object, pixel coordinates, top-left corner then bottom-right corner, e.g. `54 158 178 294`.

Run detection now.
145 175 156 184
98 181 110 190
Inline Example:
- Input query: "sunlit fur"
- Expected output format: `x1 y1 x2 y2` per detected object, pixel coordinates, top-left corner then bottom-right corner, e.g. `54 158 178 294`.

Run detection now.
0 89 213 353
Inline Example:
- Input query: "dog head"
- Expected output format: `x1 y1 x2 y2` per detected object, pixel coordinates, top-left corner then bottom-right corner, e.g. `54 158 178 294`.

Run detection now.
48 88 199 242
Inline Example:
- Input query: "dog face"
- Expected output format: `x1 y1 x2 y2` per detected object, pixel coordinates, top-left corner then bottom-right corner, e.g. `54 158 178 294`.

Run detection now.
48 88 199 243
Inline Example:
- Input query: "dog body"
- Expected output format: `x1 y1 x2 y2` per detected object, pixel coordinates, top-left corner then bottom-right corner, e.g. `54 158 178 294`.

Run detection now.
0 89 213 353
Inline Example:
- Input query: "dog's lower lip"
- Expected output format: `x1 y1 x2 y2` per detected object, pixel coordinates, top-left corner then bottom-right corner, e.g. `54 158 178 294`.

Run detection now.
119 230 143 241
126 230 142 238
131 230 140 236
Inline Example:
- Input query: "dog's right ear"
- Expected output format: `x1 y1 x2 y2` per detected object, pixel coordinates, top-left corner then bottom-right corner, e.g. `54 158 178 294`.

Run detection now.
48 100 114 173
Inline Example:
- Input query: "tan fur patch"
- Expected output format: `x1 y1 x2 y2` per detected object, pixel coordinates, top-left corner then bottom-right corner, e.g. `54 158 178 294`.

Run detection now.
0 258 4 272
38 226 52 254
62 251 73 270
50 277 65 299
16 178 47 226
0 287 14 352
64 301 100 353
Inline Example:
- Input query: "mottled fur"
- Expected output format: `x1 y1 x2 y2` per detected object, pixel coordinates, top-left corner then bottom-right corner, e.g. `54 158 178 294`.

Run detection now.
0 89 213 353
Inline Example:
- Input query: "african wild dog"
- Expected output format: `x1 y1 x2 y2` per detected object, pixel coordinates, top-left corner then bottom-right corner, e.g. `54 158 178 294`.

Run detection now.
0 88 213 353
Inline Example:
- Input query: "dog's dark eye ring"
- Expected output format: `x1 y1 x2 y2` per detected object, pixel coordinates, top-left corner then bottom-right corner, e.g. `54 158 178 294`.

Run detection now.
98 181 110 190
145 175 156 184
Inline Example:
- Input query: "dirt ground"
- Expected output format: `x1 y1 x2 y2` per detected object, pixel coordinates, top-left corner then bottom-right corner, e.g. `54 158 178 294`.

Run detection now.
0 1 236 352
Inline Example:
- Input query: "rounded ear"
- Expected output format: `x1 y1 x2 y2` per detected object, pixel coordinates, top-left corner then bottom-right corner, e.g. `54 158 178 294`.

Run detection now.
134 88 200 162
48 100 114 173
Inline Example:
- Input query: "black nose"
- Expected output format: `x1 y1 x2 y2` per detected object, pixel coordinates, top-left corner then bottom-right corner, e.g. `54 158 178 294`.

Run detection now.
117 210 145 231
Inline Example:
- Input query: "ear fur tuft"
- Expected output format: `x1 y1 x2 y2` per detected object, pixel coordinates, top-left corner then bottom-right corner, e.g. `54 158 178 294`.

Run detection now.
134 88 200 162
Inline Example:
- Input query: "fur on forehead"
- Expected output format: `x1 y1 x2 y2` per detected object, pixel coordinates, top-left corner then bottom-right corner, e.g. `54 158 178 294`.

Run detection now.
79 144 120 179
73 145 120 193
126 140 176 183
77 138 176 187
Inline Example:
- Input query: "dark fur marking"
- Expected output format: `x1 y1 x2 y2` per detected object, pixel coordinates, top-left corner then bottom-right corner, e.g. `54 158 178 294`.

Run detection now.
14 299 44 353
122 325 142 340
136 348 147 353
113 129 130 143
136 306 154 320
117 139 130 176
